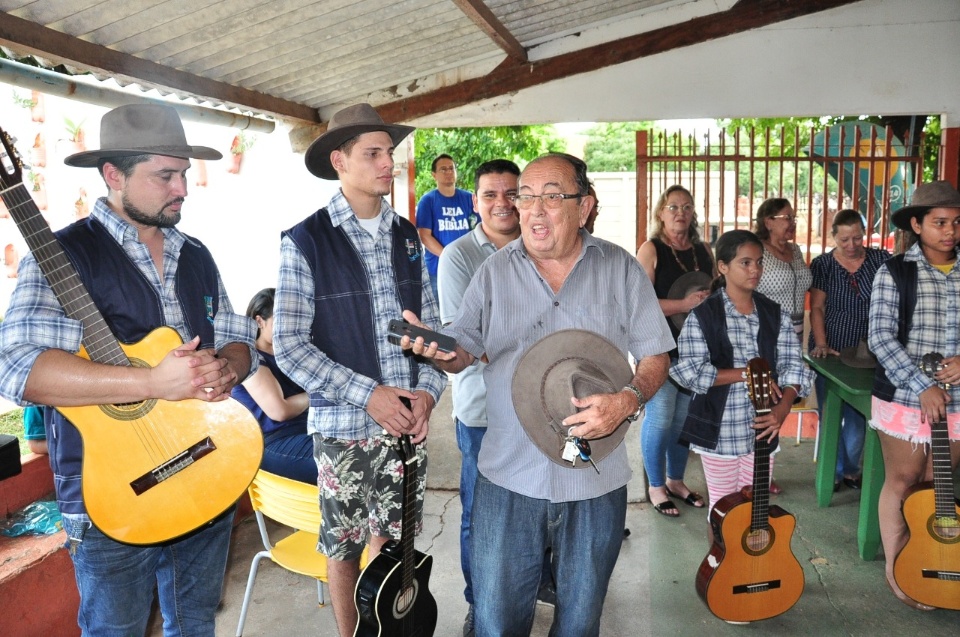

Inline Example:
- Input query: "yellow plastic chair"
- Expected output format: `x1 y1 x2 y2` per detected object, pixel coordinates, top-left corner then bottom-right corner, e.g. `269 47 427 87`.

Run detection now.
235 470 367 636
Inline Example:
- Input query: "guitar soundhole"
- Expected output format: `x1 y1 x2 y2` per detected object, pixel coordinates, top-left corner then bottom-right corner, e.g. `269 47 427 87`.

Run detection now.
927 515 960 544
742 528 774 555
392 580 418 619
99 357 157 420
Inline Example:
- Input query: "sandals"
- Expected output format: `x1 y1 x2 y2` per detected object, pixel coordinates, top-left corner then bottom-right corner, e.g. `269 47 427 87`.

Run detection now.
651 498 680 517
665 487 705 508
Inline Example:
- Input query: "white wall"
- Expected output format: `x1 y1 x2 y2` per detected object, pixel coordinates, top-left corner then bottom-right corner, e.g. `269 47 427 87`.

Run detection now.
412 0 960 128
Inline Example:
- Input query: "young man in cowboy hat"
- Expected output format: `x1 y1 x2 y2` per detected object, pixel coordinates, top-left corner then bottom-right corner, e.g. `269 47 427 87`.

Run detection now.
0 103 258 635
401 153 674 636
273 102 445 636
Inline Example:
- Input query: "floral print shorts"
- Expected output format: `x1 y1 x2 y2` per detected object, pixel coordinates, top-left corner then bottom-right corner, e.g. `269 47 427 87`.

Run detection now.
313 434 427 560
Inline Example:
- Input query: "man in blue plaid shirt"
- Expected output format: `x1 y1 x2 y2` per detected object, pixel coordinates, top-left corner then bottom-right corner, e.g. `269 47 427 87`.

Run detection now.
273 103 445 636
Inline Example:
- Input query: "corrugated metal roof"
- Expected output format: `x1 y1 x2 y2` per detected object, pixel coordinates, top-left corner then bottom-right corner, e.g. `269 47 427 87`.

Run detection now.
0 0 684 120
0 1 862 125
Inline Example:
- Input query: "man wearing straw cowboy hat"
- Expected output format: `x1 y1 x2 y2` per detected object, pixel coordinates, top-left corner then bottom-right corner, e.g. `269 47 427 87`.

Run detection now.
0 103 258 635
401 152 673 635
273 103 445 636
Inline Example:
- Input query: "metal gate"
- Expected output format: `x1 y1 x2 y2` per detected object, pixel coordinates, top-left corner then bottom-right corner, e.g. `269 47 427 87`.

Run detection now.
635 125 939 259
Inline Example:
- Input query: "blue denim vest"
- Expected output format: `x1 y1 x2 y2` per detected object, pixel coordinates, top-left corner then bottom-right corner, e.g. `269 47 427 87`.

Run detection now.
283 208 423 408
680 291 780 450
48 217 220 515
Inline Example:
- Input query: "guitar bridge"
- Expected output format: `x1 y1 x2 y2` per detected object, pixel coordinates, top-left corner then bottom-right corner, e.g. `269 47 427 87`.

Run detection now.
129 437 217 495
921 569 960 581
732 580 782 594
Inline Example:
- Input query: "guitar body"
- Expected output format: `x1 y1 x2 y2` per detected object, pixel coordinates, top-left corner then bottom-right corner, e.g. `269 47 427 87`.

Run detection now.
697 491 805 622
59 326 263 545
893 483 960 610
354 540 438 637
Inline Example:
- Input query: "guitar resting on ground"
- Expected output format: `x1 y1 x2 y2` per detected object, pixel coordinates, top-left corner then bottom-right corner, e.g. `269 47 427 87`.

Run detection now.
892 352 960 610
696 357 804 622
354 429 437 637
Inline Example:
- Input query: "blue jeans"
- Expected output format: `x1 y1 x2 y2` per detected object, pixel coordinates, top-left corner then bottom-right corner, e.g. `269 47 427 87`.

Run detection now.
815 374 866 479
262 423 317 484
63 508 233 636
455 418 486 605
640 377 692 488
471 474 626 637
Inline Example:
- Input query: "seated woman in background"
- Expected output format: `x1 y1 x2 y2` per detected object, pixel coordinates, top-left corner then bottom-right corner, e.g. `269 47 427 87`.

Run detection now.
809 209 889 491
232 288 315 484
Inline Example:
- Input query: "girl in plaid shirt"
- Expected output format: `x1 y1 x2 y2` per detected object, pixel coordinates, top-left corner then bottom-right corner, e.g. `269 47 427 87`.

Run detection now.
866 181 960 611
671 230 813 525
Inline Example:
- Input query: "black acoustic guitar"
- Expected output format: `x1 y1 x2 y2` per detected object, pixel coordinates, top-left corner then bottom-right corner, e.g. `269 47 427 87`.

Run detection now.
354 434 437 636
696 357 805 622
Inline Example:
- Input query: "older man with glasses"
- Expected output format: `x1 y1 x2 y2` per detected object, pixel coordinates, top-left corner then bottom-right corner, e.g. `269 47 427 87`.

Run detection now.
400 153 673 636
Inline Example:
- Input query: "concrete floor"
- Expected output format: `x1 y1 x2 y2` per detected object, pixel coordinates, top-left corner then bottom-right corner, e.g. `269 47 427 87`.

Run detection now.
177 389 959 637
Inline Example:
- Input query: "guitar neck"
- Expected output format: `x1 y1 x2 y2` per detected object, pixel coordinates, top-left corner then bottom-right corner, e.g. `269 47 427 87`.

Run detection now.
751 435 772 532
0 183 127 366
399 436 418 591
931 418 958 521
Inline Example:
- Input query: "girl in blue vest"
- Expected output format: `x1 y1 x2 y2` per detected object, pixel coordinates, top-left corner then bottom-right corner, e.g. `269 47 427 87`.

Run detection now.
671 230 813 522
231 288 315 483
866 181 960 610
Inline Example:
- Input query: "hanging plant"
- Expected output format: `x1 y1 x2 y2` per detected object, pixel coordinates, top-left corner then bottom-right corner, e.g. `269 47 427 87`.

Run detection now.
64 116 86 153
227 130 256 174
31 132 46 168
74 187 90 219
30 91 45 122
11 90 36 109
28 170 47 210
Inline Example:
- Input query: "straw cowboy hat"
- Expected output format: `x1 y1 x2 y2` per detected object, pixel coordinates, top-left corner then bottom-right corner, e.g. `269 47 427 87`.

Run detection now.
304 103 415 180
840 338 877 369
666 271 712 332
64 104 221 167
512 330 634 468
890 180 960 230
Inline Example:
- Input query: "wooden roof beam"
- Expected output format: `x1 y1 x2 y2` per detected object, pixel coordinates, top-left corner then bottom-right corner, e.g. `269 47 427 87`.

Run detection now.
0 11 319 124
452 0 527 63
379 0 862 124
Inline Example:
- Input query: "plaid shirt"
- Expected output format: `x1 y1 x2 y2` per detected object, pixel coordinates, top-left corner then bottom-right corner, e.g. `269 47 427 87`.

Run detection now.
868 243 960 410
0 197 256 404
670 289 814 457
273 191 445 440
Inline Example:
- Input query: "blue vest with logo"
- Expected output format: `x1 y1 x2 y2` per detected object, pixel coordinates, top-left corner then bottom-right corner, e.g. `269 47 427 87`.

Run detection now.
283 208 423 408
47 217 220 515
680 291 780 450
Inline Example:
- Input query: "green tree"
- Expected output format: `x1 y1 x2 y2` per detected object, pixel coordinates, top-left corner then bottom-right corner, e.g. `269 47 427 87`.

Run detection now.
413 126 565 199
582 122 656 171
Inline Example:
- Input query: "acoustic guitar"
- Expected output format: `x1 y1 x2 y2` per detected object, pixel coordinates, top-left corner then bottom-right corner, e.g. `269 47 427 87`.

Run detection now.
0 127 263 545
354 434 437 637
696 357 804 622
892 352 960 609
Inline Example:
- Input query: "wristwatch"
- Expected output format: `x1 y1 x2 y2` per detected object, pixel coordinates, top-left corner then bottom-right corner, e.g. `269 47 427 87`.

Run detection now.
622 384 646 422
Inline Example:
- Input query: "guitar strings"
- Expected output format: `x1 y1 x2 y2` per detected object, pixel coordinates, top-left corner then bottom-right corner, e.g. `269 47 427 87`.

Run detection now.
2 183 180 467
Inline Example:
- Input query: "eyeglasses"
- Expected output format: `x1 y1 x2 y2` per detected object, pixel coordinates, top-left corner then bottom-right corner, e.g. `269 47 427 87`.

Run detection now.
664 204 695 215
508 193 582 210
848 272 860 295
770 214 797 223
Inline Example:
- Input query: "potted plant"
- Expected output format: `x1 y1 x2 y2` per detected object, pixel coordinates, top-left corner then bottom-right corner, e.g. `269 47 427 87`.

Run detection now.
64 117 86 153
227 130 255 174
31 132 46 168
28 170 47 211
12 90 43 122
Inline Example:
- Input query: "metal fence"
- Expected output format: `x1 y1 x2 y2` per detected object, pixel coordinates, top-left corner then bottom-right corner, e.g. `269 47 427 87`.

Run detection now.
635 125 940 259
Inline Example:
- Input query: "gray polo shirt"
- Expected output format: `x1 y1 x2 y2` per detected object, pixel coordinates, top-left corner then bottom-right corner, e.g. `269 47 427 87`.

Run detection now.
444 230 674 502
437 224 498 428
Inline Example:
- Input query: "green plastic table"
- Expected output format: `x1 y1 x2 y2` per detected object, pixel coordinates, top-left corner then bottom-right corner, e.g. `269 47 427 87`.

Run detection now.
804 354 884 560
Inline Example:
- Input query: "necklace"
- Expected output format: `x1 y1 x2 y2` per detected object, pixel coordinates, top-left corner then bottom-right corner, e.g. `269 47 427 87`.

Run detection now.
667 240 699 272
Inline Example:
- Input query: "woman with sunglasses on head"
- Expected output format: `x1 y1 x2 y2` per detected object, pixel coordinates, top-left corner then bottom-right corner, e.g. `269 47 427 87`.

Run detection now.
809 209 889 492
753 198 812 494
636 185 715 517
